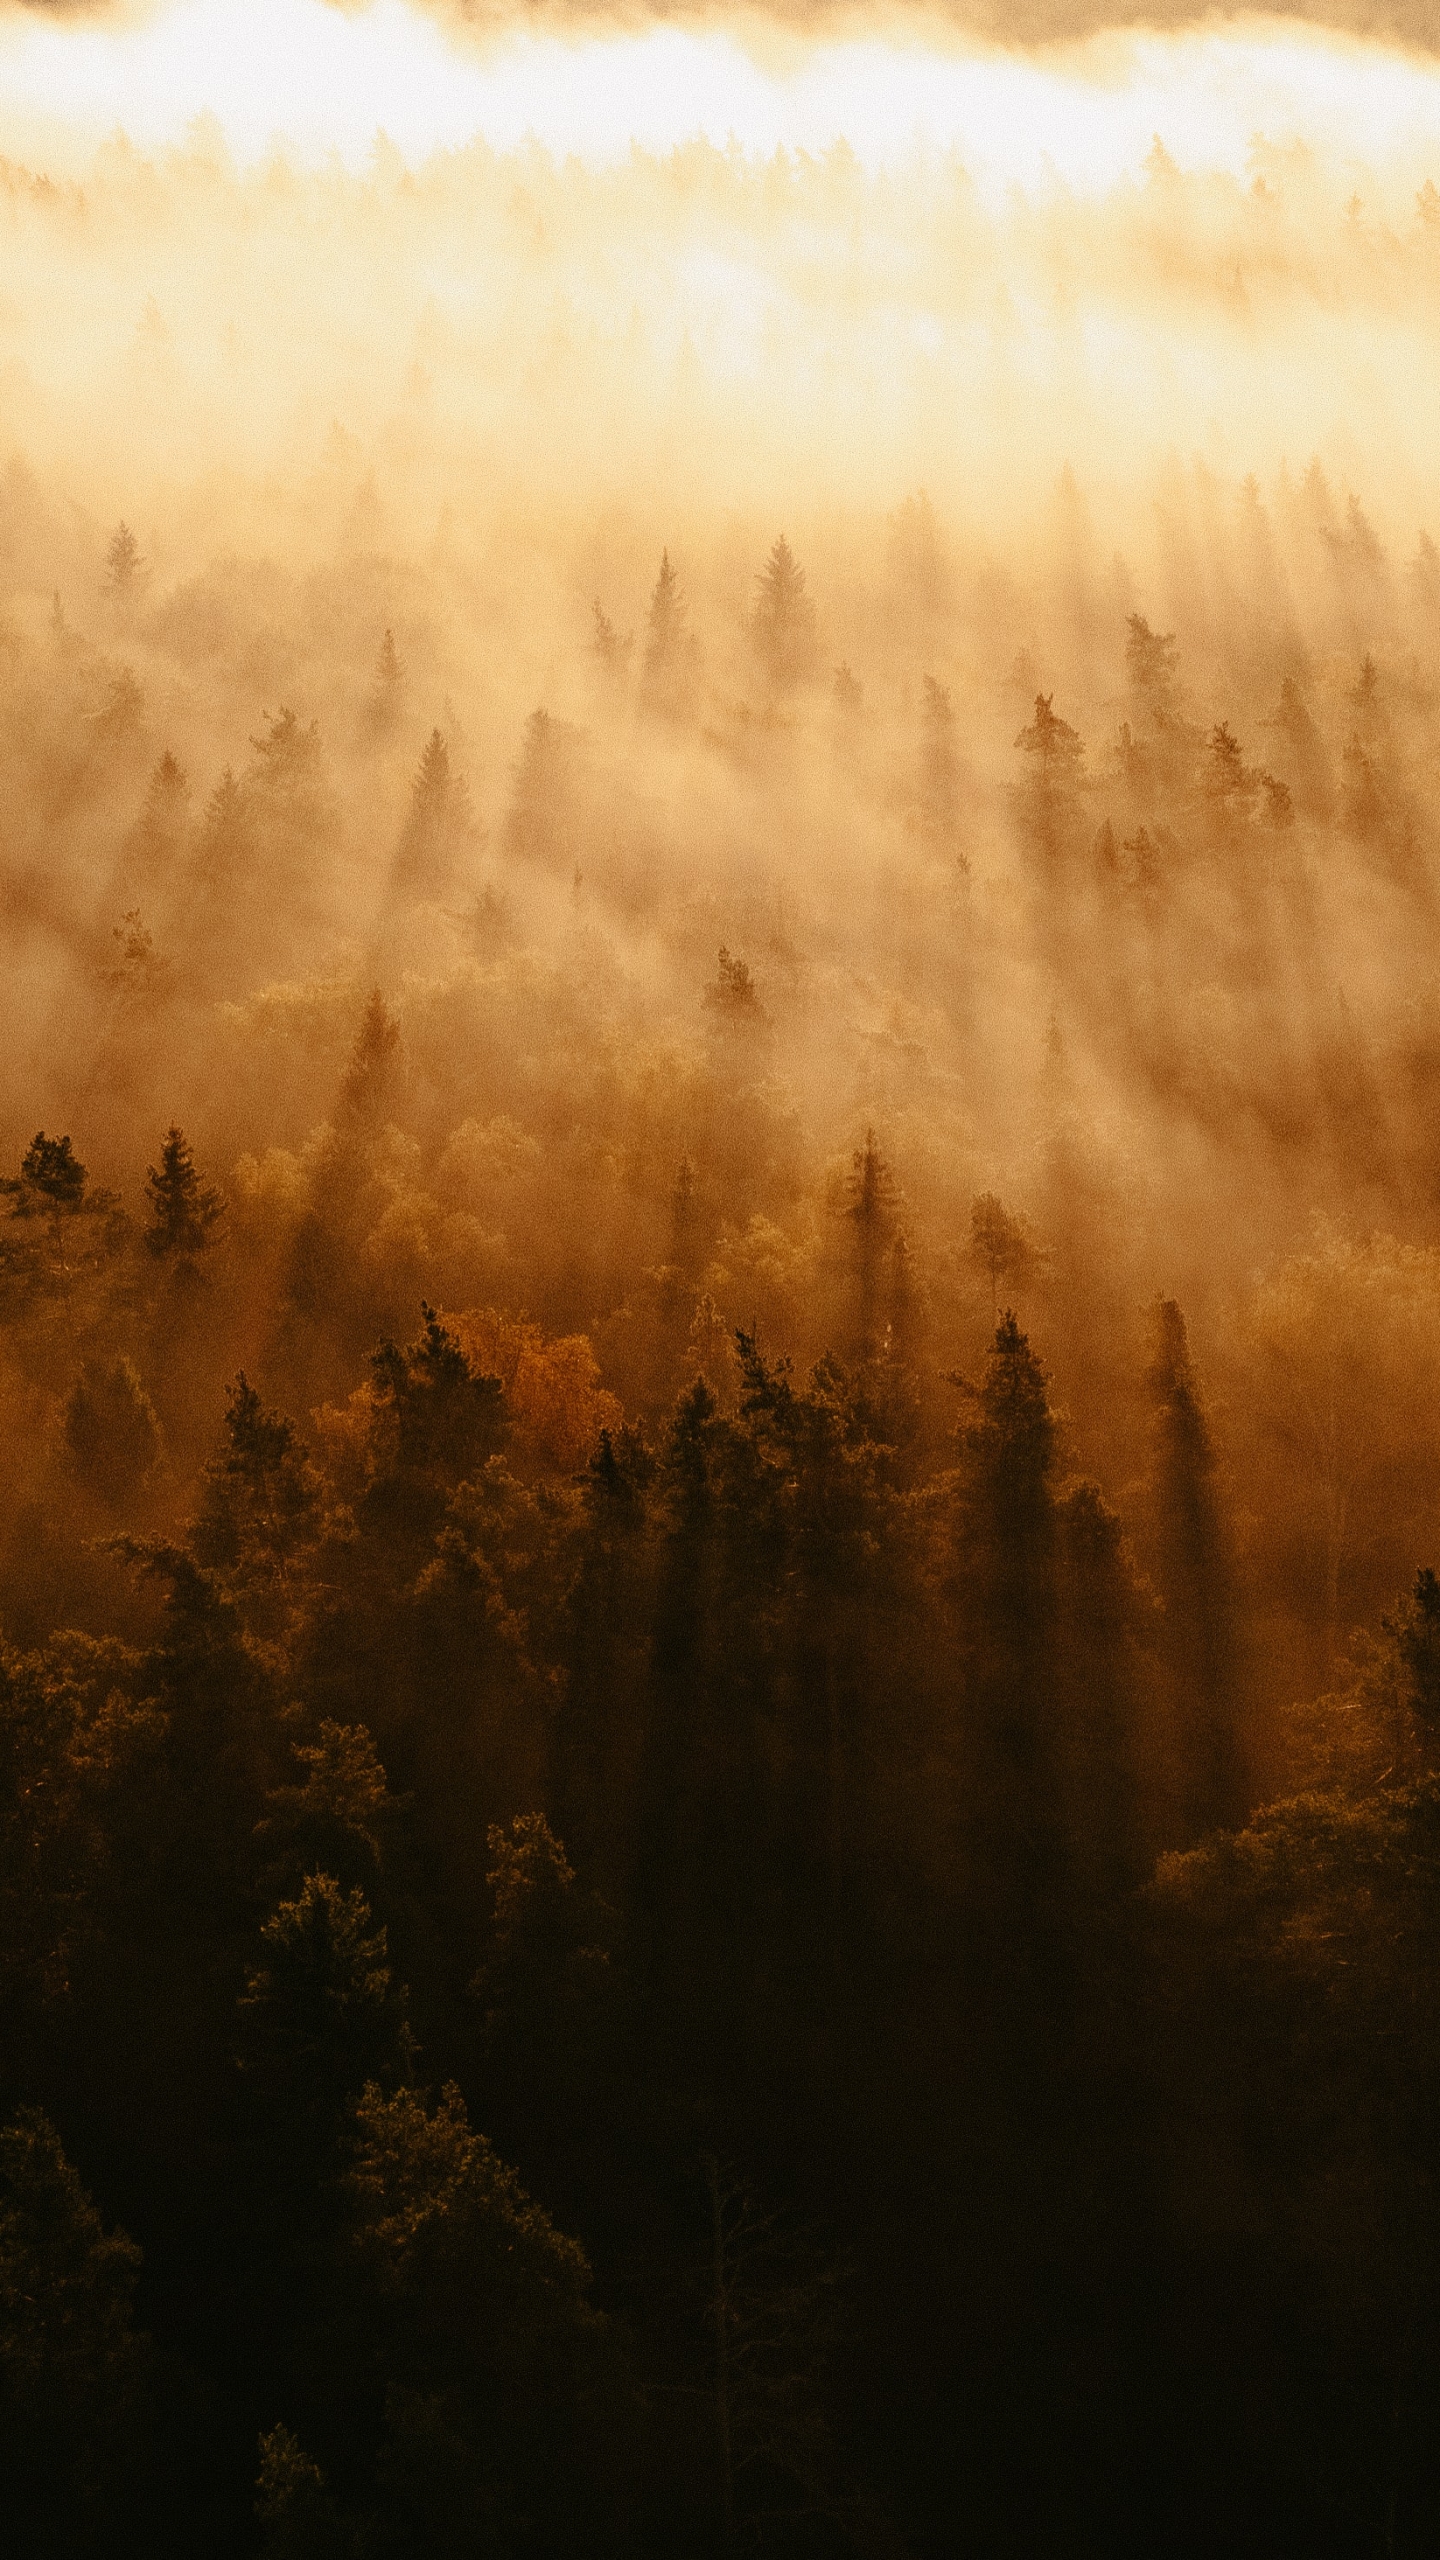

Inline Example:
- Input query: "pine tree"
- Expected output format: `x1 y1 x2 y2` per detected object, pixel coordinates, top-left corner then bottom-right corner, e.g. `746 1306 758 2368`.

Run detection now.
592 600 632 675
143 1126 225 1260
503 707 579 866
1144 1296 1247 1838
129 751 190 875
392 727 475 896
751 534 817 692
339 988 400 1121
669 1153 700 1271
2 1132 88 1216
1124 613 1179 714
1015 691 1084 787
193 765 249 894
920 674 960 846
0 2109 149 2543
969 1193 1047 1323
641 547 699 719
705 946 760 1020
955 1314 1063 1908
63 1357 163 1508
104 521 145 599
846 1130 897 1362
364 625 405 736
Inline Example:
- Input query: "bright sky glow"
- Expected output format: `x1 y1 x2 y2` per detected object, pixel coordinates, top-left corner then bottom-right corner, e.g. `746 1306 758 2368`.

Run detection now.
1 0 1440 196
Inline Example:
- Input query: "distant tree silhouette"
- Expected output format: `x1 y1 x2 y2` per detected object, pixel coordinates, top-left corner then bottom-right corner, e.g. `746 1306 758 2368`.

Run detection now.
361 626 405 742
592 600 632 676
751 535 816 692
392 727 476 897
641 548 700 719
705 946 760 1020
104 521 145 599
339 988 400 1121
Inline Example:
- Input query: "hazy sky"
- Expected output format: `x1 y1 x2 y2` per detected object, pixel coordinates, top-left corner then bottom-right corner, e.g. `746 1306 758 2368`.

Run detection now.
1 0 1440 193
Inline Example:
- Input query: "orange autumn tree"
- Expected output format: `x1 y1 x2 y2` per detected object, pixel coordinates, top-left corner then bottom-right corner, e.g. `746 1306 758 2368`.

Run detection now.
449 1309 623 1477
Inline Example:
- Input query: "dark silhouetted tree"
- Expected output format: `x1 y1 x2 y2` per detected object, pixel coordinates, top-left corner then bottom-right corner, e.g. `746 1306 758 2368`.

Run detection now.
144 1127 224 1261
1145 1297 1248 1838
847 1131 898 1362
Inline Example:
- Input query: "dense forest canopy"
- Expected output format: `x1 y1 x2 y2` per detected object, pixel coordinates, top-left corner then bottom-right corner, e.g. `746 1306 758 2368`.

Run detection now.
6 24 1440 2557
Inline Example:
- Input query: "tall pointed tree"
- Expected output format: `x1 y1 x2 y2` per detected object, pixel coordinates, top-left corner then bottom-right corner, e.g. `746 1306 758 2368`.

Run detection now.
751 534 817 693
143 1127 225 1262
1144 1297 1248 1839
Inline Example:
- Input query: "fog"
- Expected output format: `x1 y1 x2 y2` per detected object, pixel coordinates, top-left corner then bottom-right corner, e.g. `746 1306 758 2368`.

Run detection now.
7 9 1440 2555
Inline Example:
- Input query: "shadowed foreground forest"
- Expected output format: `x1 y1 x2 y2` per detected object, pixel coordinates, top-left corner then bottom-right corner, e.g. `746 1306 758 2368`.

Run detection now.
12 116 1440 2560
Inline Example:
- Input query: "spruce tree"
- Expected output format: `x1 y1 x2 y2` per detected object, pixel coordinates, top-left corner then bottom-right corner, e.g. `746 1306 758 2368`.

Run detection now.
846 1130 897 1362
143 1127 224 1261
751 534 816 692
641 548 699 719
1144 1296 1248 1838
104 521 145 599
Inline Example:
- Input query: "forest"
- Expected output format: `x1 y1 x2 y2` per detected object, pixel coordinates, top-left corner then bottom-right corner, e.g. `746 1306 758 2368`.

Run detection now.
6 77 1440 2559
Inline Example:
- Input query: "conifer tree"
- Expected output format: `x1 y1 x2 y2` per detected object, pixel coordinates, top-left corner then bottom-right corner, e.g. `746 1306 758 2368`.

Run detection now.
194 766 247 886
641 548 699 718
955 1314 1064 1928
751 534 817 692
1144 1296 1247 1838
364 625 405 736
1015 691 1084 788
63 1357 163 1508
2 1132 88 1216
131 751 190 871
104 521 145 599
503 707 580 866
1124 612 1179 715
391 727 475 897
0 2109 149 2543
339 988 400 1121
592 600 632 675
846 1130 897 1361
920 674 960 848
143 1126 224 1261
